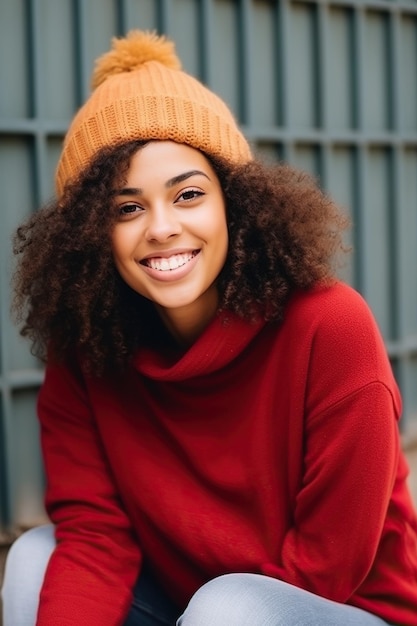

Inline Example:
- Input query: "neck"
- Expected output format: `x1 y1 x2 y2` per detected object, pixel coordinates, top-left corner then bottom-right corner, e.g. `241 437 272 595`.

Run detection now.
155 289 219 349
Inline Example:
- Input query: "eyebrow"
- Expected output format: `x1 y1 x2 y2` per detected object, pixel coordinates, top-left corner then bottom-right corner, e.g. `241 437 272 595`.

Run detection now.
114 169 210 196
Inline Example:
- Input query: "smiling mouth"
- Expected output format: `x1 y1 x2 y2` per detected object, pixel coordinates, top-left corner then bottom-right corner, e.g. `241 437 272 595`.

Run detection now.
141 251 199 271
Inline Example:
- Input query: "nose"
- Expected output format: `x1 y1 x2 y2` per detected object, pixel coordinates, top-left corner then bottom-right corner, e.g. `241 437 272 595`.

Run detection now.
145 205 182 242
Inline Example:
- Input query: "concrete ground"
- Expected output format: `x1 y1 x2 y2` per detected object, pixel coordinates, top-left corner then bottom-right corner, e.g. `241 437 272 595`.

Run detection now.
1 445 417 625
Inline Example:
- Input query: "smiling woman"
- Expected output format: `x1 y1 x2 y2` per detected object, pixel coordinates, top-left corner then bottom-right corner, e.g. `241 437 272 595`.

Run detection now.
3 29 417 626
111 141 228 346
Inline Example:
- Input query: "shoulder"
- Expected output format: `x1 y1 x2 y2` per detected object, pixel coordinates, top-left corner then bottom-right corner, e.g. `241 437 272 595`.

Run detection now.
280 282 400 412
287 281 372 321
284 281 382 347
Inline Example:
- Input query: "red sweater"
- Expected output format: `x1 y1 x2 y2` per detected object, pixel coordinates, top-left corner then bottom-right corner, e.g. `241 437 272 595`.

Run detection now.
37 283 417 625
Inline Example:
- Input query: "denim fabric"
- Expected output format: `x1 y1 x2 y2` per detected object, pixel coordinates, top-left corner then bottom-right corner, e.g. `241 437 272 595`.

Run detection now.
2 526 392 626
123 564 181 625
1 526 55 626
177 573 391 626
0 525 182 626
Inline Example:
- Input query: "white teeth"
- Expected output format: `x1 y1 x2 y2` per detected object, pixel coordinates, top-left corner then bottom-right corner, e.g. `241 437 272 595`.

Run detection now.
146 253 195 271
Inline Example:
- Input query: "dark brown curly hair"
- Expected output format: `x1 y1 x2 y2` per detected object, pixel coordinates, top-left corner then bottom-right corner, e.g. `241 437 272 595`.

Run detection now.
12 139 349 374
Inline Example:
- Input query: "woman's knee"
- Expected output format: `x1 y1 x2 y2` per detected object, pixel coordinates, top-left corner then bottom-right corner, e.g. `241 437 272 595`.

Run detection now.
1 524 55 626
177 573 389 626
3 525 55 581
178 573 283 626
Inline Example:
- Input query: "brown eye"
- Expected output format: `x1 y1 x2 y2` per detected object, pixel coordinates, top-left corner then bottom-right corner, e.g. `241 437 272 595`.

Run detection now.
117 203 143 220
177 189 204 202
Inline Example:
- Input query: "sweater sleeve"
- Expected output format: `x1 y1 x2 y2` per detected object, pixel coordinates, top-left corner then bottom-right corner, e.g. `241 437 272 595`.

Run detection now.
36 356 142 625
262 286 403 602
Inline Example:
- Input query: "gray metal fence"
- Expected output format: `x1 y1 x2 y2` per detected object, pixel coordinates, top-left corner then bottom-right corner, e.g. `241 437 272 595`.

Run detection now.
1 0 416 531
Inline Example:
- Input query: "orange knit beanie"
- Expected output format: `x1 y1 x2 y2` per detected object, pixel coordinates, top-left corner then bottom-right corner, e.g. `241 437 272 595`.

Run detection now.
55 30 252 196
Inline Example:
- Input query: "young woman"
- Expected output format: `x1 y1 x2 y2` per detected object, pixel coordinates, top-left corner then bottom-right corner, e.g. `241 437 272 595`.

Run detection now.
2 30 417 626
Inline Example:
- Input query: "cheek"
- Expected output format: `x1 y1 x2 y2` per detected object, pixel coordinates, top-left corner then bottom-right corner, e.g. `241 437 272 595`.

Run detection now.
201 201 228 238
110 226 134 262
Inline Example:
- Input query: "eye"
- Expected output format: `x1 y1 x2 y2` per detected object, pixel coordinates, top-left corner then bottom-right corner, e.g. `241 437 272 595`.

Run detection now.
176 188 204 203
117 202 143 219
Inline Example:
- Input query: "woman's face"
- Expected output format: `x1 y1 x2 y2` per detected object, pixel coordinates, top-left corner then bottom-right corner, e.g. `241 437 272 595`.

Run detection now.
111 140 228 343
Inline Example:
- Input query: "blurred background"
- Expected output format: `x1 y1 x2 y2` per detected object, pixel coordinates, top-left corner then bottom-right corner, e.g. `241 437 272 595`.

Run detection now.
1 0 416 591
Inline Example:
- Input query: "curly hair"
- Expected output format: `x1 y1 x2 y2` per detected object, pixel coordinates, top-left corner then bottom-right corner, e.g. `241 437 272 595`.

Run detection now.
12 140 349 374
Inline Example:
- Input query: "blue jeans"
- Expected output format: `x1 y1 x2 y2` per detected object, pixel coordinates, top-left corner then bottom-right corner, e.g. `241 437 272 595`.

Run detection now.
1 525 390 625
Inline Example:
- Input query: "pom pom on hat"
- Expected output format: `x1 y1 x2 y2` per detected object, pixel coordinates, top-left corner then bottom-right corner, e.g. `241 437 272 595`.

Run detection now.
91 30 181 90
55 29 251 196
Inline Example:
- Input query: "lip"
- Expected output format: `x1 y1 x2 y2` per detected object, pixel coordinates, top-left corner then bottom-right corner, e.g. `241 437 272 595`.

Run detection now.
138 249 201 282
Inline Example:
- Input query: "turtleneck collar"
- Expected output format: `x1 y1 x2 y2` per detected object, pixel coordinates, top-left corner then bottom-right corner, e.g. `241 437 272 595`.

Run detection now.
131 310 266 382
